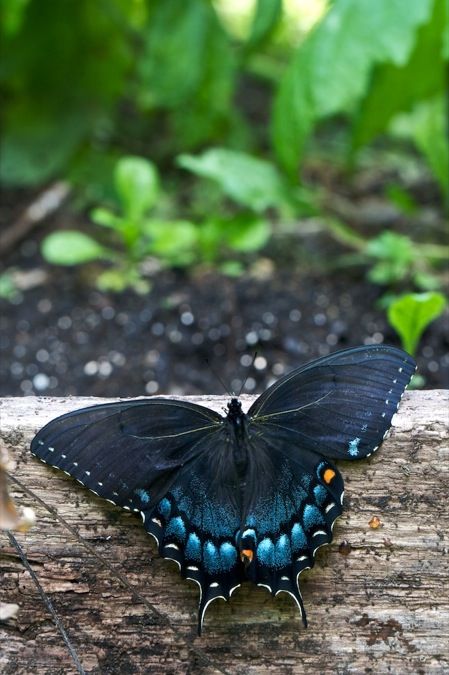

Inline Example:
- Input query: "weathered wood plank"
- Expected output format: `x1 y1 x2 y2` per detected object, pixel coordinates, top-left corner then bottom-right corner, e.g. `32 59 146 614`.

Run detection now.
1 392 448 674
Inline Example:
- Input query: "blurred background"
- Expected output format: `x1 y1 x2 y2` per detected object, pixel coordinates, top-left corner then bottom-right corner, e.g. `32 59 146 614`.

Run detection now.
0 0 448 397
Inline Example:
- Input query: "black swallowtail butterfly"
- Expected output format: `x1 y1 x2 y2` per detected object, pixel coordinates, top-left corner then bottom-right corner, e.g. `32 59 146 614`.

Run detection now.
31 345 415 633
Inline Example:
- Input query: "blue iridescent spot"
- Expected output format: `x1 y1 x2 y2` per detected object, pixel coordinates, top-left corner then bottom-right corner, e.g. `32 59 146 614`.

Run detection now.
185 533 201 561
204 541 220 573
166 516 186 542
348 437 361 457
257 538 275 568
219 542 237 570
135 488 150 504
275 534 291 567
291 522 307 552
303 504 324 530
314 484 327 506
316 462 327 480
158 497 171 519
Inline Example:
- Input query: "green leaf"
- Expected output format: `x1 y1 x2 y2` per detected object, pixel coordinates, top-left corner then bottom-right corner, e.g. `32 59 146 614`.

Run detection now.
225 215 271 252
353 0 447 149
90 207 122 230
143 220 198 263
366 232 415 285
41 231 108 266
393 95 449 199
246 0 282 50
387 291 447 355
138 0 236 150
178 148 288 212
272 0 434 175
198 214 271 260
0 0 132 186
114 156 159 221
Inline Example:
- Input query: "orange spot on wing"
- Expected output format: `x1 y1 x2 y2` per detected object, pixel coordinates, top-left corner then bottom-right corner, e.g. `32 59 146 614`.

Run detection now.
240 549 253 563
323 468 336 484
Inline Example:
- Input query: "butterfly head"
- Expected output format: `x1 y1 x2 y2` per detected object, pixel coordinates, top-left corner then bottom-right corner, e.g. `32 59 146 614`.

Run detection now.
226 397 243 417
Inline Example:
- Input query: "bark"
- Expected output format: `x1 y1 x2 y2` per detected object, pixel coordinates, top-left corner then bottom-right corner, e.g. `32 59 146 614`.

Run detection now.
0 391 448 675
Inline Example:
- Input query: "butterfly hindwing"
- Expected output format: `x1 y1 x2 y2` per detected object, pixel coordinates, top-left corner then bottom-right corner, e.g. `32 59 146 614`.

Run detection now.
241 429 344 626
248 345 415 460
140 429 246 633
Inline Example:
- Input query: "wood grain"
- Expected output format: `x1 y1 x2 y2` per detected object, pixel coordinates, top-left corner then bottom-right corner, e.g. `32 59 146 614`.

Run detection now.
0 392 448 674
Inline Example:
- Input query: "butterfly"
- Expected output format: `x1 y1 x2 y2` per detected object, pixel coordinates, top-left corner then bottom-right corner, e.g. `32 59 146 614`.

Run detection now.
30 344 415 634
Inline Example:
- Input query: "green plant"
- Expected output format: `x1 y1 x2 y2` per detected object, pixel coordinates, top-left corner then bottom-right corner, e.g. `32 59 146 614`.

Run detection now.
387 291 447 356
387 291 447 388
41 154 277 289
178 147 312 269
178 147 294 213
42 156 198 292
365 232 443 290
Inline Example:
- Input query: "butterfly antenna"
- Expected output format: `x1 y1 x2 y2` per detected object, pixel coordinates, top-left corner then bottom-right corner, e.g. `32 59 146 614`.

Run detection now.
238 351 258 397
204 358 232 396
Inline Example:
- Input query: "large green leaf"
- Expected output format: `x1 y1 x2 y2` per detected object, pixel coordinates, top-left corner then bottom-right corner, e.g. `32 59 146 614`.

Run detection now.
353 0 447 148
0 0 132 186
246 0 282 50
272 0 434 175
393 96 449 199
387 292 447 355
41 231 108 266
178 148 288 211
138 0 236 149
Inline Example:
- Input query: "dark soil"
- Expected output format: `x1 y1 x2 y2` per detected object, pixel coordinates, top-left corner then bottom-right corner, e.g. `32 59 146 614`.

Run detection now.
1 190 448 398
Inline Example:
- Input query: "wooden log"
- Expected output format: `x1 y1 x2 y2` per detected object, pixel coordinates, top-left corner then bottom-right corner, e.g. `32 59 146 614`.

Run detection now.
0 391 448 674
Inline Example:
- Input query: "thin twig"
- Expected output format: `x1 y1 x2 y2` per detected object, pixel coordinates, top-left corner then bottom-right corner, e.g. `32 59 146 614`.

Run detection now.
7 530 86 675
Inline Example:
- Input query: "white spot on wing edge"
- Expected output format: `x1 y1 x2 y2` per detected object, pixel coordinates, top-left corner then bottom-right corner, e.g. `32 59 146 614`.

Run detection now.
257 582 272 593
163 555 181 570
312 529 327 538
199 594 227 632
275 588 305 621
165 543 180 551
229 584 241 596
325 502 336 513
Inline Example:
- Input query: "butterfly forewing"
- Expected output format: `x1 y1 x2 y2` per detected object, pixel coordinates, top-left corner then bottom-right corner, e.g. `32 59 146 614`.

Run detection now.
31 398 222 510
248 345 415 460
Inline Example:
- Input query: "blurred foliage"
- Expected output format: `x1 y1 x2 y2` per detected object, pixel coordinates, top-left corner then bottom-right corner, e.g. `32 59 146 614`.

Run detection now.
41 155 273 291
273 0 448 195
0 0 447 198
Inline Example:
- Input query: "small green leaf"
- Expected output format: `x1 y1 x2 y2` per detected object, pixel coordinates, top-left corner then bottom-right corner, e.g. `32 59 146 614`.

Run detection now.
219 260 244 276
0 272 18 300
387 291 447 355
178 148 288 212
366 232 415 284
225 215 271 252
41 231 107 266
114 156 159 221
143 220 198 261
90 207 121 229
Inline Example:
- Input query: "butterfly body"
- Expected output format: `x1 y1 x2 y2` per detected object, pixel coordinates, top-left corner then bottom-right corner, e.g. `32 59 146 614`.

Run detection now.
30 345 415 633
